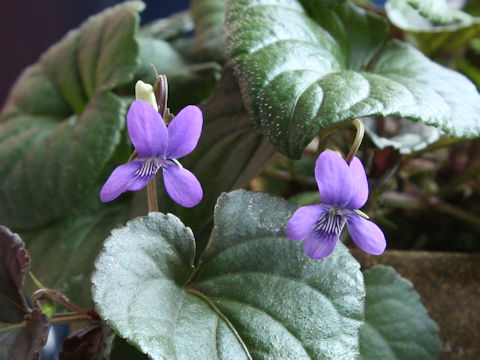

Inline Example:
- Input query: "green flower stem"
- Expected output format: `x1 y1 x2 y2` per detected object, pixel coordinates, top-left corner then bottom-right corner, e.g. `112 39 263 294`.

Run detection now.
319 118 365 164
318 123 349 152
147 178 158 213
50 312 91 325
345 118 365 164
0 323 27 333
0 313 91 334
32 288 90 316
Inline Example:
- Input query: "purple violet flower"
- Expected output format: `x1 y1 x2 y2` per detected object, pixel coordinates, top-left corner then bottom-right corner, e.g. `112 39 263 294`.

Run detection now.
100 100 203 207
286 150 386 259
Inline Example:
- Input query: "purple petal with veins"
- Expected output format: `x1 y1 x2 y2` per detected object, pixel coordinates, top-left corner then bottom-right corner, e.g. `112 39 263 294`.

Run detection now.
100 161 152 202
286 205 327 242
127 100 168 157
166 105 203 159
303 232 338 259
286 149 386 259
100 100 204 207
315 150 354 207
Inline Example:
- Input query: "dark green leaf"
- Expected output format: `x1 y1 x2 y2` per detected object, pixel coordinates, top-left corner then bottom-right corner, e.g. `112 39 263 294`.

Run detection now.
109 337 150 360
178 67 277 236
0 308 49 360
92 190 365 359
225 0 480 158
0 226 30 323
190 0 227 62
128 34 221 113
0 2 144 229
135 36 187 85
22 191 146 307
359 265 441 360
141 10 194 42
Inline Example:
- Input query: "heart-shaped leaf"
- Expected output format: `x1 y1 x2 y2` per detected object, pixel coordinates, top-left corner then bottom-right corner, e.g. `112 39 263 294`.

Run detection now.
225 0 480 158
0 1 144 229
92 190 365 359
359 265 441 360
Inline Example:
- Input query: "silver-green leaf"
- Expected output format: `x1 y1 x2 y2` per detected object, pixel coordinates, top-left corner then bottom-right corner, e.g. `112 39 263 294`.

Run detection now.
92 190 365 359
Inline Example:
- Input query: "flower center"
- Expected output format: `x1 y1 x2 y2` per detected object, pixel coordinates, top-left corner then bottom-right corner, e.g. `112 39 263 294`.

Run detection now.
313 207 348 237
135 157 161 177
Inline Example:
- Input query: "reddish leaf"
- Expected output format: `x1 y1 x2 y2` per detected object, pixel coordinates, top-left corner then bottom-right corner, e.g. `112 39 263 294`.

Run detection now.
0 308 49 360
59 321 111 360
0 226 30 323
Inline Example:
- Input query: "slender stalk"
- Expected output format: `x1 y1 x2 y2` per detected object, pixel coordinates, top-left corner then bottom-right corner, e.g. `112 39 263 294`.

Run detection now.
32 288 90 316
0 323 26 333
318 118 365 164
147 178 159 213
0 313 91 334
50 312 91 325
345 118 365 164
318 122 349 153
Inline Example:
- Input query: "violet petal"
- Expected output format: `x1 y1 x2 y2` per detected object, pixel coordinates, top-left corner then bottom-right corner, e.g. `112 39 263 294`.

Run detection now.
163 165 203 207
302 232 338 259
346 156 369 209
286 205 327 242
100 161 150 202
346 213 386 255
166 105 203 159
127 100 168 157
315 150 354 207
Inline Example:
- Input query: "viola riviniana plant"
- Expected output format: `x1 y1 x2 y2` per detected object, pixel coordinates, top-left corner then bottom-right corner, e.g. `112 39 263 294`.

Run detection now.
100 100 203 207
286 150 386 259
